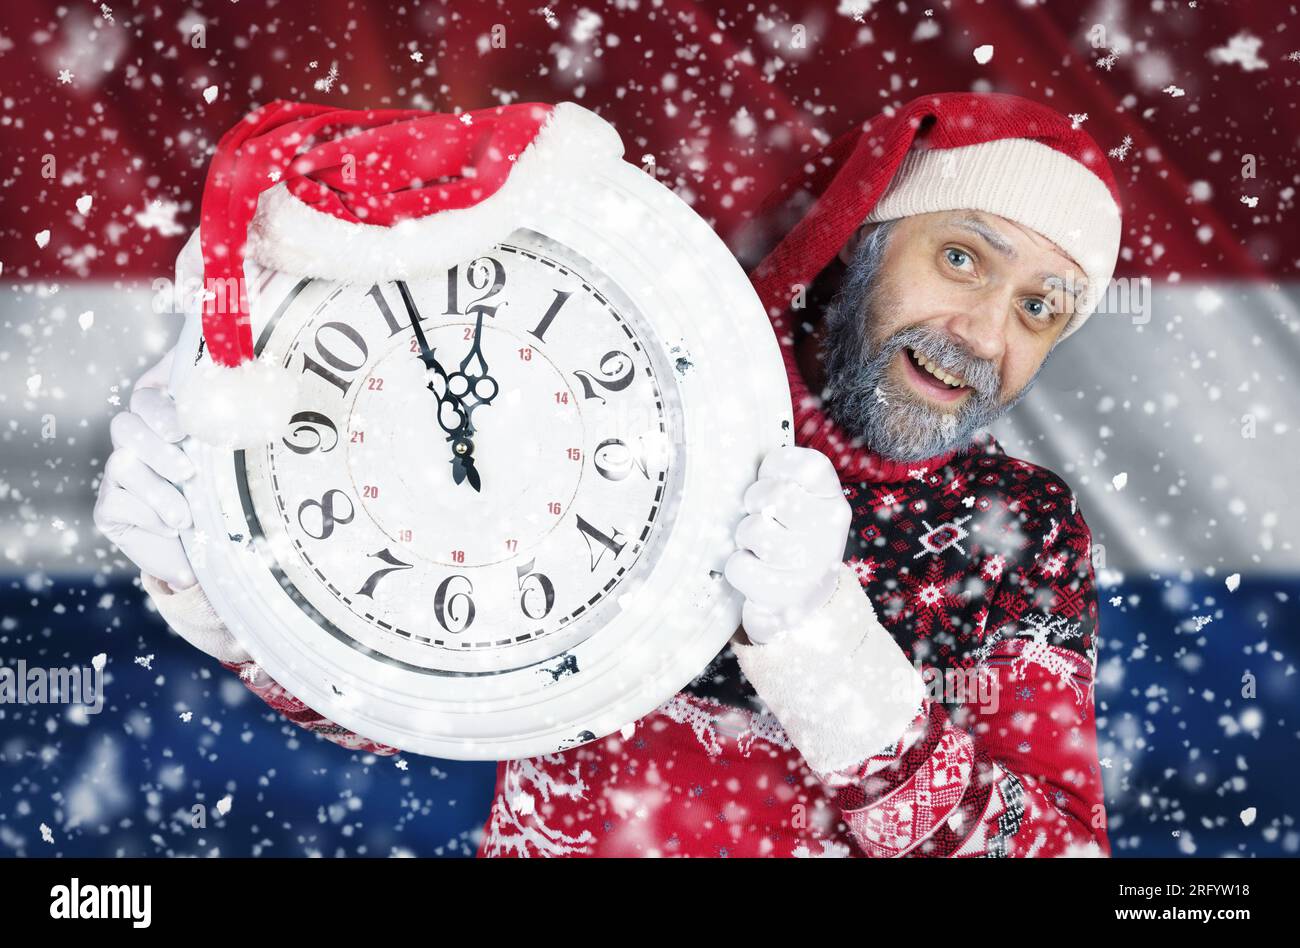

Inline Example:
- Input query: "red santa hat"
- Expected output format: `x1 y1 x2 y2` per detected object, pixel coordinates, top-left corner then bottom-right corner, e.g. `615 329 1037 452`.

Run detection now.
177 99 623 446
750 91 1124 343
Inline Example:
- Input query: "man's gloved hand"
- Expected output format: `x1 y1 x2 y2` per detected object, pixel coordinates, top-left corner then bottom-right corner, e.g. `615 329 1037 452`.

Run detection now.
95 347 199 589
724 446 927 776
724 445 853 645
94 347 253 664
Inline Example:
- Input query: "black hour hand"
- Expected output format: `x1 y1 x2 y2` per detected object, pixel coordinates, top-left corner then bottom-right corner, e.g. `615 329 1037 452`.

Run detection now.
451 450 481 492
426 368 470 438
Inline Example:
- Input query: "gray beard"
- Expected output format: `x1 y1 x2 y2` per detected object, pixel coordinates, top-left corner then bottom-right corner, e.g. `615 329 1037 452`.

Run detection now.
818 223 1047 463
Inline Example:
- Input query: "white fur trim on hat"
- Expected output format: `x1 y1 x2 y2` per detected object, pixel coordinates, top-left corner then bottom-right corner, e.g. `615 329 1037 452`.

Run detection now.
244 102 625 283
174 356 299 449
863 137 1122 339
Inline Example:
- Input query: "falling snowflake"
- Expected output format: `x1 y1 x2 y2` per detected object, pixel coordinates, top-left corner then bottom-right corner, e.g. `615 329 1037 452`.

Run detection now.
1108 136 1133 161
1207 32 1268 72
134 199 185 237
313 62 339 92
837 0 876 23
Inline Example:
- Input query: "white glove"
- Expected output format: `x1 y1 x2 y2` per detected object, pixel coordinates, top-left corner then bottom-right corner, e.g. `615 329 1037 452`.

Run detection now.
730 561 928 775
724 450 926 775
724 446 853 644
94 347 198 589
95 346 254 665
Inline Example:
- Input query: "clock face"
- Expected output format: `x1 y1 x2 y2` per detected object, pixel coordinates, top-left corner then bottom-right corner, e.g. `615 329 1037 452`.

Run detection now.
238 230 686 674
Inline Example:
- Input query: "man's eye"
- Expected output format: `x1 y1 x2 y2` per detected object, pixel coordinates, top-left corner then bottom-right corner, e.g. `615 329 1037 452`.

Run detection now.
944 247 972 270
1022 297 1053 319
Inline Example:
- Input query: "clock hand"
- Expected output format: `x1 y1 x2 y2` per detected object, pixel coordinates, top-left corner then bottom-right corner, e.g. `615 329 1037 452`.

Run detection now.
398 280 436 367
431 304 500 493
451 439 482 492
396 281 480 488
445 308 499 435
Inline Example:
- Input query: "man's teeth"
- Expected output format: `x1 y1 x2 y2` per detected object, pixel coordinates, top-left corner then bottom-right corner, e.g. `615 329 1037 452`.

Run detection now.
910 348 967 388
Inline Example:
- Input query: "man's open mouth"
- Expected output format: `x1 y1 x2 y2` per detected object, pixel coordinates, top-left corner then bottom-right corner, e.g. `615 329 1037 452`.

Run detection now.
901 346 972 402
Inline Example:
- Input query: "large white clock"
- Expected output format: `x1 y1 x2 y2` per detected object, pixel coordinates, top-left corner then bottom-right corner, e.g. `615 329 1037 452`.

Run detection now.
170 111 791 759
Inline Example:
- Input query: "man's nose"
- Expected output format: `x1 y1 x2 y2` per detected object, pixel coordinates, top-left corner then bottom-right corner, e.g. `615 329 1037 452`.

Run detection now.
945 287 1010 363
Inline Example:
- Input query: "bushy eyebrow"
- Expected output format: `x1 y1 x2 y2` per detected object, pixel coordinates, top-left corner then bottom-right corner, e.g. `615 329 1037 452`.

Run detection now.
1039 273 1086 301
950 214 1017 259
947 214 1085 300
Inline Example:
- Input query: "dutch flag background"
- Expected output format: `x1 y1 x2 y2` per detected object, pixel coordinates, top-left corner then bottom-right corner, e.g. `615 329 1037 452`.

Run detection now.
1 1 1296 857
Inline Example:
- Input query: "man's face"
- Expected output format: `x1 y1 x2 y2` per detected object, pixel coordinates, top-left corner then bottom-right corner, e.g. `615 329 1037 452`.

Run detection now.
821 210 1085 461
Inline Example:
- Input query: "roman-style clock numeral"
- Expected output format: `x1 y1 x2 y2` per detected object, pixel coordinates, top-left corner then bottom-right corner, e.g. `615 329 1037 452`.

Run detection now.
574 514 626 571
296 488 355 540
528 288 573 343
356 547 413 598
434 574 475 633
573 350 635 403
516 558 556 620
367 284 405 337
301 321 369 395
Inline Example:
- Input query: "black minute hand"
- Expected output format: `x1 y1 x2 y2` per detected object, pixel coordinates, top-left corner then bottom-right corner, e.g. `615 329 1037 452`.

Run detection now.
398 281 438 371
395 281 480 491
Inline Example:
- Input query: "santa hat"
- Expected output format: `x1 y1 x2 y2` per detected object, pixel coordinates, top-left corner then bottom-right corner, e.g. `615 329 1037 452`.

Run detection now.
178 99 623 446
749 91 1123 343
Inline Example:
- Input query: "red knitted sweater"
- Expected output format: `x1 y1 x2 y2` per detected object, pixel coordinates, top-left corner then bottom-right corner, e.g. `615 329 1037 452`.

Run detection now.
220 315 1111 858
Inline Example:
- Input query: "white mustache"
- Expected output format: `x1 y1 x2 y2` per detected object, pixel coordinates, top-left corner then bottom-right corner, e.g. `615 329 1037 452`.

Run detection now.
877 327 999 399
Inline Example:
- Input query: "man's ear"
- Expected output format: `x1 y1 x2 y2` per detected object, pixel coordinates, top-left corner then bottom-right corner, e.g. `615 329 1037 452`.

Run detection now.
837 223 871 266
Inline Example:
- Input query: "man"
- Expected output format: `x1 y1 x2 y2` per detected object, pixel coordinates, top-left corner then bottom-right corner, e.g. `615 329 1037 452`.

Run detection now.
96 91 1120 857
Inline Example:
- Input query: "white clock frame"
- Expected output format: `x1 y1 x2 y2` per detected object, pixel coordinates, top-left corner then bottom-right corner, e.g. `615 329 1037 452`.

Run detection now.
171 152 792 760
